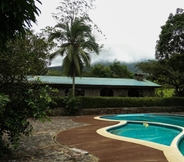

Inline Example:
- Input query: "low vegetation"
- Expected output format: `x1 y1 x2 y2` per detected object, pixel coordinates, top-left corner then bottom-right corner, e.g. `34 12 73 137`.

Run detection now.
0 81 55 157
156 88 175 97
49 96 184 116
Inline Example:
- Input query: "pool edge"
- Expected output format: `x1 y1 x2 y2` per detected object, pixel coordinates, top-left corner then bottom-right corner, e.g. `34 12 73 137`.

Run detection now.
95 116 184 162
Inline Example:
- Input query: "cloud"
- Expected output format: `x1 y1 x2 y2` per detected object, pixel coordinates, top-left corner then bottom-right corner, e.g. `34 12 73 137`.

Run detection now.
91 43 155 64
33 0 184 66
50 43 155 67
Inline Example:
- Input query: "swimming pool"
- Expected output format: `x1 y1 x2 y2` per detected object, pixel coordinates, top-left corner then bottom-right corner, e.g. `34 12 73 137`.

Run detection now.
107 122 182 146
96 113 184 161
101 113 184 127
179 136 184 155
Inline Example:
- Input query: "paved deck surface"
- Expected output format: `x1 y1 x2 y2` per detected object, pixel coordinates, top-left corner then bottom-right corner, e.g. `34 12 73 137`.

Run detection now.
56 115 168 162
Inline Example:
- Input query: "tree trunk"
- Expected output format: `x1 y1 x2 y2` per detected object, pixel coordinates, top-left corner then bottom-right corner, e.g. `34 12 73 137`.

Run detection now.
72 72 75 97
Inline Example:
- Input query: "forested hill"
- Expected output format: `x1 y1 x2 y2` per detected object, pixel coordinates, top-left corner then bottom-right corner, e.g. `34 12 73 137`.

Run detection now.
92 61 140 73
48 61 143 73
48 65 62 71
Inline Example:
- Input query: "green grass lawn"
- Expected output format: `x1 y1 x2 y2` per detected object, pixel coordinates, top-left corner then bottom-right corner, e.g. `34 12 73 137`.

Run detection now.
156 88 174 97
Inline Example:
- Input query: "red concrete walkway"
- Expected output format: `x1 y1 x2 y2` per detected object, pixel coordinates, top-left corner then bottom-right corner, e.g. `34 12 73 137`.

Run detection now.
56 116 168 162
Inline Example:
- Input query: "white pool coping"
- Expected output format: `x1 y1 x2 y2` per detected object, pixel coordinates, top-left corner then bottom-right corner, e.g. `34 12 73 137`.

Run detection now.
94 116 184 162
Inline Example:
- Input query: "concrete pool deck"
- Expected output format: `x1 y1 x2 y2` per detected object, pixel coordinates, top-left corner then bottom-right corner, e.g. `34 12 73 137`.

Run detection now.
56 115 184 162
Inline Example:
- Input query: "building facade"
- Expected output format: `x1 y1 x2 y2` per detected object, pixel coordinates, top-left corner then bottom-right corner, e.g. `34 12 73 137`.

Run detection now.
29 75 161 97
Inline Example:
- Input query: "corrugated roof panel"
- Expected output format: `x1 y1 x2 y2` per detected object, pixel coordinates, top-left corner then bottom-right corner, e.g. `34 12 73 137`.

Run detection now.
28 76 161 87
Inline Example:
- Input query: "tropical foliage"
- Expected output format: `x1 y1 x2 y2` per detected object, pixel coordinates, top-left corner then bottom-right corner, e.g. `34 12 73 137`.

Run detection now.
0 30 51 78
0 0 41 48
136 8 184 96
0 80 54 157
47 61 139 76
0 31 55 157
155 8 184 60
90 61 133 78
53 0 95 24
49 17 100 96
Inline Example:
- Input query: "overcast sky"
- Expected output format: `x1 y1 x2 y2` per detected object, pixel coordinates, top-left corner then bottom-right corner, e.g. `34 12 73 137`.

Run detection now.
32 0 184 66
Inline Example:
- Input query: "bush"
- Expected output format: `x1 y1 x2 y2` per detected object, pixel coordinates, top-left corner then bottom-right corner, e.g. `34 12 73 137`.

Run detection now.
51 96 184 110
49 96 65 108
0 81 55 157
74 96 184 108
48 96 184 116
0 94 10 156
63 95 81 116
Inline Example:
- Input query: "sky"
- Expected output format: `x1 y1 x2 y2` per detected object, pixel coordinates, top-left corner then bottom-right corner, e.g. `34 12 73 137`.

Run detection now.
31 0 184 66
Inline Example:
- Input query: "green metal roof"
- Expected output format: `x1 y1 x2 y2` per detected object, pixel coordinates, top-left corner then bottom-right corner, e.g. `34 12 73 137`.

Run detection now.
28 76 161 87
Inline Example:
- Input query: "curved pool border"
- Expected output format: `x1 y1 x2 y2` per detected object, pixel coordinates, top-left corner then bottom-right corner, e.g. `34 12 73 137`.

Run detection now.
95 114 184 162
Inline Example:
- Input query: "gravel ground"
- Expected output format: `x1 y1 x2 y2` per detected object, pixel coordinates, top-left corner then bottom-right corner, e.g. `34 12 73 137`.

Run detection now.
0 116 98 162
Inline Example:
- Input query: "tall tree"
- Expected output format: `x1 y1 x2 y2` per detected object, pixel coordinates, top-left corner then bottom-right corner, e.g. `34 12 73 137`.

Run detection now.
137 8 184 96
135 60 159 81
0 0 41 48
90 61 133 78
0 30 54 156
155 8 184 60
0 30 50 81
52 0 104 37
136 58 184 95
90 64 111 78
109 61 133 78
49 17 100 96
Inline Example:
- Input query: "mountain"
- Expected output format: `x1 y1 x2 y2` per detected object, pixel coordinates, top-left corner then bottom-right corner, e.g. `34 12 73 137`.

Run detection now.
48 66 62 71
48 61 142 73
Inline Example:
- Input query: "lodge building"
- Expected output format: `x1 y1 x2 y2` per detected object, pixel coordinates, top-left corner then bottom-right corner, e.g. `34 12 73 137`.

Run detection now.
29 74 161 97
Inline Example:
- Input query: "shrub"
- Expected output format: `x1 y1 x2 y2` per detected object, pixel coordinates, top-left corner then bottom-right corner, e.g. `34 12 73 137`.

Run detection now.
76 96 184 108
0 94 10 156
63 95 81 116
0 81 55 157
51 96 184 109
49 96 65 108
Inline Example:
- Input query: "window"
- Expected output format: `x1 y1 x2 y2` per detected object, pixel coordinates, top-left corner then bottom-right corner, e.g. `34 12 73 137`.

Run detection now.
65 88 84 96
128 89 143 97
100 88 114 96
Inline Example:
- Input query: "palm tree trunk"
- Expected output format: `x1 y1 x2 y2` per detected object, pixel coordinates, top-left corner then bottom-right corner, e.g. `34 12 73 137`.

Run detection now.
72 72 75 97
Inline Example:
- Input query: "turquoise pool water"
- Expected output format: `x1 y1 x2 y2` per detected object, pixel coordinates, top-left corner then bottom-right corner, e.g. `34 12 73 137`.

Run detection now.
101 113 184 155
101 113 184 127
108 122 182 146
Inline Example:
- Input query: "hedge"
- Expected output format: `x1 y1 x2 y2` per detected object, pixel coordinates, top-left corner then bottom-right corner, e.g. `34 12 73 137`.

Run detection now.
50 96 184 109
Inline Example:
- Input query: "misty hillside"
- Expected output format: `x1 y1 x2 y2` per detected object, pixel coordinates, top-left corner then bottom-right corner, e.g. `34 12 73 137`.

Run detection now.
48 61 144 73
48 66 62 71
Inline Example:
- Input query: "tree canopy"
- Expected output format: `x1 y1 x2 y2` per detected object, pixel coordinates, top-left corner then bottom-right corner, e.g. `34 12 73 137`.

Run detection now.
90 61 133 78
0 0 41 47
52 0 104 37
47 0 102 96
49 17 100 96
53 0 95 23
155 8 184 60
0 30 55 156
136 8 184 96
0 30 50 83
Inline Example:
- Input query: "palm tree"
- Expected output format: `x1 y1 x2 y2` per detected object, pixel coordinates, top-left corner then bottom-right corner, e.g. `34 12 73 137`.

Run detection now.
49 17 100 96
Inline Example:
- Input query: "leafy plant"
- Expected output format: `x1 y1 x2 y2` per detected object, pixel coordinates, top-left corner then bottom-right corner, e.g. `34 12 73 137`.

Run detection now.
63 94 81 116
0 0 41 48
154 8 184 96
0 94 10 156
0 80 55 157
